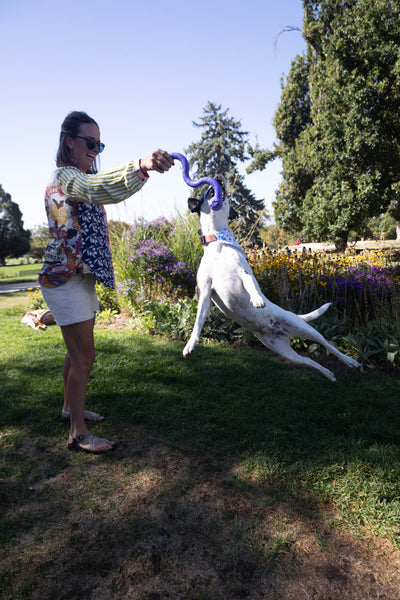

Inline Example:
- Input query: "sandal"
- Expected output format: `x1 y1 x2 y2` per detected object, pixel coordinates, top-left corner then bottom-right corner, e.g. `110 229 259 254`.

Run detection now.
68 433 117 454
61 408 105 423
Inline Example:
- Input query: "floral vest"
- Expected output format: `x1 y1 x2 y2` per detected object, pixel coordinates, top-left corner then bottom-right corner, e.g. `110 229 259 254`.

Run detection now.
38 186 115 288
79 203 114 288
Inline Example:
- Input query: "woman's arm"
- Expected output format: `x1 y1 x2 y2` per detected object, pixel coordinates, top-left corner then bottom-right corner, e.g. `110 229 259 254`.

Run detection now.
55 161 148 205
55 150 174 206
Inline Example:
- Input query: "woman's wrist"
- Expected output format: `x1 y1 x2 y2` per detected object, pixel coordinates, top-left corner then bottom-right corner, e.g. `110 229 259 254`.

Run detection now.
139 159 148 175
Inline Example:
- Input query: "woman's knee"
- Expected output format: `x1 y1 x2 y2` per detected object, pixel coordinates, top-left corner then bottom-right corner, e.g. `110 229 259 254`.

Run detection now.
76 349 96 373
61 319 96 372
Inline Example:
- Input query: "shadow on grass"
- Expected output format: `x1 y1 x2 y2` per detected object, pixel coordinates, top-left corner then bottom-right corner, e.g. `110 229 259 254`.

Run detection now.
2 328 400 599
2 328 400 484
91 334 400 453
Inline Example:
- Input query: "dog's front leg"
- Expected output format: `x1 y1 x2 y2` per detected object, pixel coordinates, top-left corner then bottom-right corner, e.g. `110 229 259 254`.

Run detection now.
240 269 265 308
183 280 213 356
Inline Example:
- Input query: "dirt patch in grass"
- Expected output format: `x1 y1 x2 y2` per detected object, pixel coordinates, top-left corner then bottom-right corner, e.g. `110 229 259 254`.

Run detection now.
95 311 132 330
2 425 400 600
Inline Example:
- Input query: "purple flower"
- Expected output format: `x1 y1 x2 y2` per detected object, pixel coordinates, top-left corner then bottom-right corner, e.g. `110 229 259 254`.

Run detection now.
116 222 196 300
318 262 399 308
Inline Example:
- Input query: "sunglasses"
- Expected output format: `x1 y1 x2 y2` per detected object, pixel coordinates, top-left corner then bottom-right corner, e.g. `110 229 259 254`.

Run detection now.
71 135 105 153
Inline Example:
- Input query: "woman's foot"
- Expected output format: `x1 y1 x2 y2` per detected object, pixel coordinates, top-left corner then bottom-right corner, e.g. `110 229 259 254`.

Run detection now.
68 433 116 454
61 408 105 423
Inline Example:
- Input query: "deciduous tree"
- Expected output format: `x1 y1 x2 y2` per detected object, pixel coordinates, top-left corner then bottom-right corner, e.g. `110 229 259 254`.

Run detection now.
29 224 51 261
249 0 400 250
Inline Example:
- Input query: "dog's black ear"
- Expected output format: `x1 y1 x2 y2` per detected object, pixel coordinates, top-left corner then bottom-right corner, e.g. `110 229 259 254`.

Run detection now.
229 206 239 220
188 197 200 214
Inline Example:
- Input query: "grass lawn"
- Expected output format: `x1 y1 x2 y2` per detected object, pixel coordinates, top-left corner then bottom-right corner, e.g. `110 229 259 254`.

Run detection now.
1 292 400 599
0 263 40 284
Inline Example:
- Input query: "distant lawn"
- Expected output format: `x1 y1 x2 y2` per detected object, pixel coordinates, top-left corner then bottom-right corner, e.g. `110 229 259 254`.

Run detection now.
0 263 40 284
2 292 400 599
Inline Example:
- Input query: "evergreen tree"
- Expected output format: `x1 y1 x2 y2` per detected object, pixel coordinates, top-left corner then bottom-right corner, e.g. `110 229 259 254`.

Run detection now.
185 102 265 243
249 0 400 250
0 185 31 265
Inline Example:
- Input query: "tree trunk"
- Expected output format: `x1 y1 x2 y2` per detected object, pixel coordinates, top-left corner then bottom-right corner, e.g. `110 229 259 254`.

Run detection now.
397 221 400 241
334 239 348 252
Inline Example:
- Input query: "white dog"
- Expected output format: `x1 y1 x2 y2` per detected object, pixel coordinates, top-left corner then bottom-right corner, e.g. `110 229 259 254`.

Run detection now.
183 178 361 381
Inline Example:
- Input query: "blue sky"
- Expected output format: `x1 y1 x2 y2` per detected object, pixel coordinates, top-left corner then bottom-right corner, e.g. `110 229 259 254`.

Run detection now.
0 0 306 230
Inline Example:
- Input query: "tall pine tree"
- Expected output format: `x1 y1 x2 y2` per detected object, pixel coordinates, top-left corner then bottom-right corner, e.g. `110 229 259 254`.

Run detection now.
185 102 265 243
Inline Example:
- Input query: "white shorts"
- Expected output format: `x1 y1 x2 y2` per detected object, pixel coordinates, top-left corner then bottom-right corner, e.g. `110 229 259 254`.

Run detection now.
40 273 99 326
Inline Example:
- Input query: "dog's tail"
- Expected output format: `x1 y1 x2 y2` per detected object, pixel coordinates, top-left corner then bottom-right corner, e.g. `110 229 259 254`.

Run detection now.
299 302 331 322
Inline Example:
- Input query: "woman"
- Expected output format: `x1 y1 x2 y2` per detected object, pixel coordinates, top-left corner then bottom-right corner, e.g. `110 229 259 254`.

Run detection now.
39 111 174 454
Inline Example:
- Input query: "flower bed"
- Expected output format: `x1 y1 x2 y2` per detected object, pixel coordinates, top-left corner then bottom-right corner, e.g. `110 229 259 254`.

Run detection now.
107 213 400 370
247 246 400 368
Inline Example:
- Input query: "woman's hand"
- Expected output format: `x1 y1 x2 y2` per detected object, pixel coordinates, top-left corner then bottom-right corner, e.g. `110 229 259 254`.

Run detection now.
139 149 174 174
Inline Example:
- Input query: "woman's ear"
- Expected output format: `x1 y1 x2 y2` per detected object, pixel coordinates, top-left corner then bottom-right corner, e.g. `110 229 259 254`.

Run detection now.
66 135 74 150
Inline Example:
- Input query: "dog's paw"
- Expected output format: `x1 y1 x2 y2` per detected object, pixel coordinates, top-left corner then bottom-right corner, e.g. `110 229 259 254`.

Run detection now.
183 340 196 357
250 295 265 308
345 356 361 369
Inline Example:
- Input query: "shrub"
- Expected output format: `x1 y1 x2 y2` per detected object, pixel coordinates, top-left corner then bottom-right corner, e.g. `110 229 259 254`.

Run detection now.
111 216 197 311
27 289 47 310
128 295 239 343
108 211 400 371
96 282 120 313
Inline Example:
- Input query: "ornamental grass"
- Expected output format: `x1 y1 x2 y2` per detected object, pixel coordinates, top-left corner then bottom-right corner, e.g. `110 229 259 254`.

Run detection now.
111 216 197 311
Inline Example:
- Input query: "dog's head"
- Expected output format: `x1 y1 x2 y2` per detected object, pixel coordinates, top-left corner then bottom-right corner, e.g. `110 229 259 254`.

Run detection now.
187 175 238 222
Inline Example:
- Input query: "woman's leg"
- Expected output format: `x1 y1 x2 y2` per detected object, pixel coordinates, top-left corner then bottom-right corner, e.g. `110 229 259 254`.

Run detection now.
62 351 104 421
60 318 114 451
63 352 71 410
61 318 96 437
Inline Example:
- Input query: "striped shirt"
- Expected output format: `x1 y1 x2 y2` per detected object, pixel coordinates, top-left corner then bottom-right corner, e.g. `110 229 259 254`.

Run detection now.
55 161 148 205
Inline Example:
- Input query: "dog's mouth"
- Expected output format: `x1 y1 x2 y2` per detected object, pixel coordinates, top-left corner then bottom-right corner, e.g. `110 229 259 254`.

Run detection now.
188 175 227 215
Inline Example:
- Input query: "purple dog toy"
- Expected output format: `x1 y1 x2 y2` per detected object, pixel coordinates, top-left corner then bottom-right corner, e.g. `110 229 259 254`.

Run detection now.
170 152 223 211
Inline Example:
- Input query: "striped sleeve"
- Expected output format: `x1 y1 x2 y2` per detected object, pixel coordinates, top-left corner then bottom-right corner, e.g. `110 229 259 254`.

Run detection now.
54 162 149 205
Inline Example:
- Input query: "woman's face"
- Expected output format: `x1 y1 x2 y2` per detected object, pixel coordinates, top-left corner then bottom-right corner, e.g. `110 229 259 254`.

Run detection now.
67 122 102 172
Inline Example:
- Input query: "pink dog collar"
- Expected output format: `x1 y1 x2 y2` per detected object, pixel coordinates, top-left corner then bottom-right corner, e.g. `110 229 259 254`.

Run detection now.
200 234 218 244
200 228 247 255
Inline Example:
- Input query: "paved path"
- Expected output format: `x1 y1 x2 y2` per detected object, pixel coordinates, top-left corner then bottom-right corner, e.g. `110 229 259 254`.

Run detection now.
0 281 40 294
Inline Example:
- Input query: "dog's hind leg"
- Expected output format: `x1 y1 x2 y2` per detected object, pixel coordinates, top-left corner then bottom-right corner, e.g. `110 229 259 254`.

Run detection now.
254 333 338 381
294 323 361 370
183 282 212 357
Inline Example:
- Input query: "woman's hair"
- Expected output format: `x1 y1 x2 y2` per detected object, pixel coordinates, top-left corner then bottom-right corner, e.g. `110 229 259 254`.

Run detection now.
56 111 99 173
